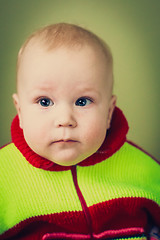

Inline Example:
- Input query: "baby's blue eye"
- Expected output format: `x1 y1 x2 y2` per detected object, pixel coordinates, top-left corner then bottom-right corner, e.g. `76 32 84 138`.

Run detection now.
39 98 53 107
75 97 92 107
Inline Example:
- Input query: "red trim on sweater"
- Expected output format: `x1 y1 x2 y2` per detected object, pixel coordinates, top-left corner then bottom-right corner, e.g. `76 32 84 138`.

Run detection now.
1 197 160 240
42 227 144 240
11 107 129 171
42 232 91 240
71 165 93 239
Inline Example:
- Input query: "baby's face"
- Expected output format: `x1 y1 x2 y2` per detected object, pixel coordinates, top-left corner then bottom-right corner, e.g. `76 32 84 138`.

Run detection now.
14 44 116 166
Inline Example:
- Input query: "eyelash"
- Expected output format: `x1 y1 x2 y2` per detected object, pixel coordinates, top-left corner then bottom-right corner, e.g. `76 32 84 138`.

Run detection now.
35 96 94 108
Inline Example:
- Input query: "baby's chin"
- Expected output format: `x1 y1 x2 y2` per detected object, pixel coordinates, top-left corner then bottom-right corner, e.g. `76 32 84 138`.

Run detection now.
45 150 95 167
47 158 82 167
47 155 85 167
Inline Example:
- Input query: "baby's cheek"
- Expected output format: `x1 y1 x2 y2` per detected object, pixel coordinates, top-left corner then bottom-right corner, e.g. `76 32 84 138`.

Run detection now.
84 123 107 146
23 123 45 148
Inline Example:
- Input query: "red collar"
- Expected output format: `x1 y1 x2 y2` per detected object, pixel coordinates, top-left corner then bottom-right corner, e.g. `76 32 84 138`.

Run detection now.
11 107 129 171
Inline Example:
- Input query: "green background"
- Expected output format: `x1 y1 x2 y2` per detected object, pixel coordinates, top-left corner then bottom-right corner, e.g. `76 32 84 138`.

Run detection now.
0 0 160 160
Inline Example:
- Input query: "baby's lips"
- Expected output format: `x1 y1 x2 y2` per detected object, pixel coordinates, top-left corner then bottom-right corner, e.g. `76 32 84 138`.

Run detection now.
53 139 78 143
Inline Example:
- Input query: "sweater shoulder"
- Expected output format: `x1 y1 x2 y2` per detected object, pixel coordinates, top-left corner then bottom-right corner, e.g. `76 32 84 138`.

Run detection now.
116 141 160 183
0 143 25 183
0 143 18 166
126 140 159 164
0 143 15 161
124 141 159 166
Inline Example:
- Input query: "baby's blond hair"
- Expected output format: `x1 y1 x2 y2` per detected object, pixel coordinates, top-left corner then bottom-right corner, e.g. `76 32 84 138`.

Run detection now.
17 23 113 74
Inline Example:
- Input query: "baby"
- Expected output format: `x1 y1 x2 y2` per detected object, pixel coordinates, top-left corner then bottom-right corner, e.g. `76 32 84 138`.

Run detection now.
0 23 160 240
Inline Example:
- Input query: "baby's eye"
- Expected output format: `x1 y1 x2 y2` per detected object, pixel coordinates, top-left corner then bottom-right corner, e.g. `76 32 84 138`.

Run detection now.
38 98 54 107
75 97 92 107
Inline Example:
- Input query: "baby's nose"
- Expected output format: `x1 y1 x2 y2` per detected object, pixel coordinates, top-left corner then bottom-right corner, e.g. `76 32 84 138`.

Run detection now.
57 118 77 128
54 106 77 128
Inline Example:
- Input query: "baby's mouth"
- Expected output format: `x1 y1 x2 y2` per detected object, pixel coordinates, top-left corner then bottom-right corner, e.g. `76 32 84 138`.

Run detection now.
53 139 78 143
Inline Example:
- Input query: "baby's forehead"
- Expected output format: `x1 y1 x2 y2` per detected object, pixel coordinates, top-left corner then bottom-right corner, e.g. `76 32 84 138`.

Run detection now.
20 41 109 77
17 36 113 96
18 26 113 67
17 23 113 80
19 40 112 83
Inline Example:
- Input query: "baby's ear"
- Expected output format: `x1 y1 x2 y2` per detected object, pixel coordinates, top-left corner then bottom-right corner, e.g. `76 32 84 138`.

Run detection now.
12 93 23 129
107 95 117 129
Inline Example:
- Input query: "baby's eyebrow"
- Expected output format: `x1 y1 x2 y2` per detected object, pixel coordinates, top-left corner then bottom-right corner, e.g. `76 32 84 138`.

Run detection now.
78 87 101 96
33 82 56 91
27 85 55 97
28 83 102 99
36 86 53 91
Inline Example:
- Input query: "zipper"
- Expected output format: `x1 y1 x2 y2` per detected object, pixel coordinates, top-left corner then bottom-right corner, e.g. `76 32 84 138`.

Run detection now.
71 165 93 239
